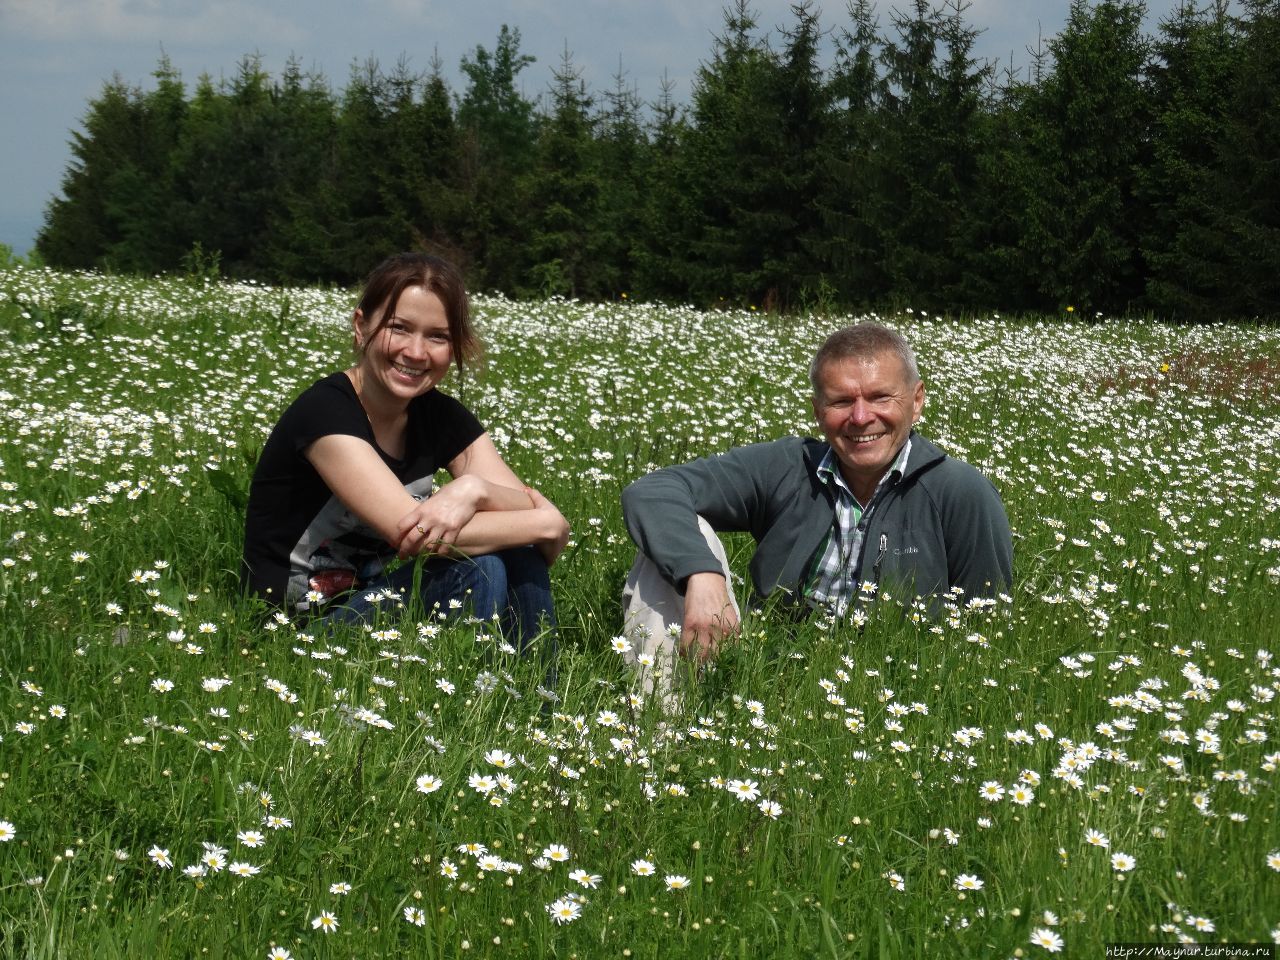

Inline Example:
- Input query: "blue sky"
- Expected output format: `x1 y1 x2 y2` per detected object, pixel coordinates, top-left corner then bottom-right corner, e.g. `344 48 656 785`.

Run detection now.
0 0 1193 256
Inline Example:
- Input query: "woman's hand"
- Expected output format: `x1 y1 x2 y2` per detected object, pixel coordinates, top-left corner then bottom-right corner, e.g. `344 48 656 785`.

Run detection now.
527 487 570 567
394 475 483 559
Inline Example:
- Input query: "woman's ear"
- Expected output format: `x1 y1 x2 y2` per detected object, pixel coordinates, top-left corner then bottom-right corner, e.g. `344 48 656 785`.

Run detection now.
352 310 366 349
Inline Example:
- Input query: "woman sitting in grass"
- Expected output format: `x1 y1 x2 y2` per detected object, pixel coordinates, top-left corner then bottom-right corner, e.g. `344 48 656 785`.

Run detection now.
241 252 568 650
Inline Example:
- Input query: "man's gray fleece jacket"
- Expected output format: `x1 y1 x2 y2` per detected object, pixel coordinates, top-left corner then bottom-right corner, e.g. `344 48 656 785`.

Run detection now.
621 432 1013 604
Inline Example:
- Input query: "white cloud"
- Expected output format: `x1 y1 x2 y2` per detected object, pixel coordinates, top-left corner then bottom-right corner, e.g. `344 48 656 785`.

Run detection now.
3 0 305 46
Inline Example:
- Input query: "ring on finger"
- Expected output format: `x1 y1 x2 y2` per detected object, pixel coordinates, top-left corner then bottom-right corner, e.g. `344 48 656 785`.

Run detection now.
415 524 427 536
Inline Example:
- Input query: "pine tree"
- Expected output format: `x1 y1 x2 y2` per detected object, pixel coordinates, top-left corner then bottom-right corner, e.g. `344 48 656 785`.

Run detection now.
814 0 887 307
871 0 989 309
766 0 830 309
593 61 647 298
678 1 786 306
171 56 291 278
261 58 339 283
1209 0 1280 317
633 74 691 302
455 25 538 293
523 47 601 297
1157 0 1280 319
1023 0 1152 313
39 58 193 274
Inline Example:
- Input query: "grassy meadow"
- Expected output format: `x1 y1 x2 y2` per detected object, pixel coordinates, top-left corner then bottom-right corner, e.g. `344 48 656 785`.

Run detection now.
0 266 1278 958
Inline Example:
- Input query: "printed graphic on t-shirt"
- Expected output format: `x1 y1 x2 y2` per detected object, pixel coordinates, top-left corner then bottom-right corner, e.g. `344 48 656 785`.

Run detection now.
286 476 435 607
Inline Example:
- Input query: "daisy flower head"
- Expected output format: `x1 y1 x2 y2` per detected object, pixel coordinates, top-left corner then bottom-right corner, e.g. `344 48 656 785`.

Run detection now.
329 881 352 895
148 846 173 869
953 873 983 891
758 799 783 819
468 772 497 794
267 947 293 960
483 748 514 768
311 910 339 933
238 830 266 848
415 773 443 795
0 820 15 842
547 897 582 924
1084 828 1109 848
404 906 427 926
727 779 761 802
610 636 632 654
569 869 602 889
979 781 1004 802
1110 852 1136 872
665 874 691 891
1266 850 1280 872
1009 785 1035 806
228 861 259 877
1030 927 1064 952
631 858 656 876
543 843 571 862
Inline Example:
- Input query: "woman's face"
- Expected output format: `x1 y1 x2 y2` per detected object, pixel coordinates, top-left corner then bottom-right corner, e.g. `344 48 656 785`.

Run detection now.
353 285 453 405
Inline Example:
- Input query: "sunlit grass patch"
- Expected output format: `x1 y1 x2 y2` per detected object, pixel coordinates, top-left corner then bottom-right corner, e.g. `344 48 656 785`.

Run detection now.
0 265 1277 957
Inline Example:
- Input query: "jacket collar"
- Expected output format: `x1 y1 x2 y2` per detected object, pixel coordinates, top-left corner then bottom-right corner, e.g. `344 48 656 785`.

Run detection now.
806 429 947 488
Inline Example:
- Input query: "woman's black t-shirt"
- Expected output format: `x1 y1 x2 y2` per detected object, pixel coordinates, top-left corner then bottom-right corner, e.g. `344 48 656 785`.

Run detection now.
241 372 484 611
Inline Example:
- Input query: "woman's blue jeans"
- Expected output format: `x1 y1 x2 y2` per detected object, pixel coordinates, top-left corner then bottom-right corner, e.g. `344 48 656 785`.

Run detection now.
325 547 557 654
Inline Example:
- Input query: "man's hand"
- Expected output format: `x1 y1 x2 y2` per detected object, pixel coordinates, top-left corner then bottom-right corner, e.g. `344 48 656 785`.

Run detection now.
679 572 740 664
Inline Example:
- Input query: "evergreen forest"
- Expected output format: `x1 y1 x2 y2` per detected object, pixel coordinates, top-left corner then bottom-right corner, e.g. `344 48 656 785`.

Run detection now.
35 0 1280 320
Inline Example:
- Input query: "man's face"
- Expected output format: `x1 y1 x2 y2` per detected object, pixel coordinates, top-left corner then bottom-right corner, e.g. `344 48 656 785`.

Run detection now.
812 351 925 501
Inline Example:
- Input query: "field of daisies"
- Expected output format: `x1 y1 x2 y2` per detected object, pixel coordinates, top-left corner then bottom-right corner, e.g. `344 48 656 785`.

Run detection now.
0 266 1277 958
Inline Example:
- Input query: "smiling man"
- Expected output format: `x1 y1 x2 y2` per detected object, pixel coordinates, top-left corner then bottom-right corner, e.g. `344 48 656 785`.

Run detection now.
620 323 1012 695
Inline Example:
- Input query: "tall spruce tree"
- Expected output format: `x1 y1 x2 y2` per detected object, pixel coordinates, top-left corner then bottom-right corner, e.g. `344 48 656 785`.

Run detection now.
261 58 339 283
1140 1 1238 318
39 64 186 272
1183 0 1280 318
633 74 691 302
871 0 989 308
524 47 601 297
678 1 786 306
767 0 830 309
593 62 647 298
456 25 538 293
409 58 467 262
815 0 887 306
372 56 465 265
1023 0 1151 312
171 56 290 278
960 62 1042 311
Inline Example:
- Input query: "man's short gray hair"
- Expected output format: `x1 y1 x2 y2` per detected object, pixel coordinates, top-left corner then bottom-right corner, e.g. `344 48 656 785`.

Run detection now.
809 323 921 394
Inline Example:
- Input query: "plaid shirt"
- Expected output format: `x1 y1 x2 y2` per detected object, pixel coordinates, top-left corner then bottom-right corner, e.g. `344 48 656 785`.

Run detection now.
806 439 912 614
